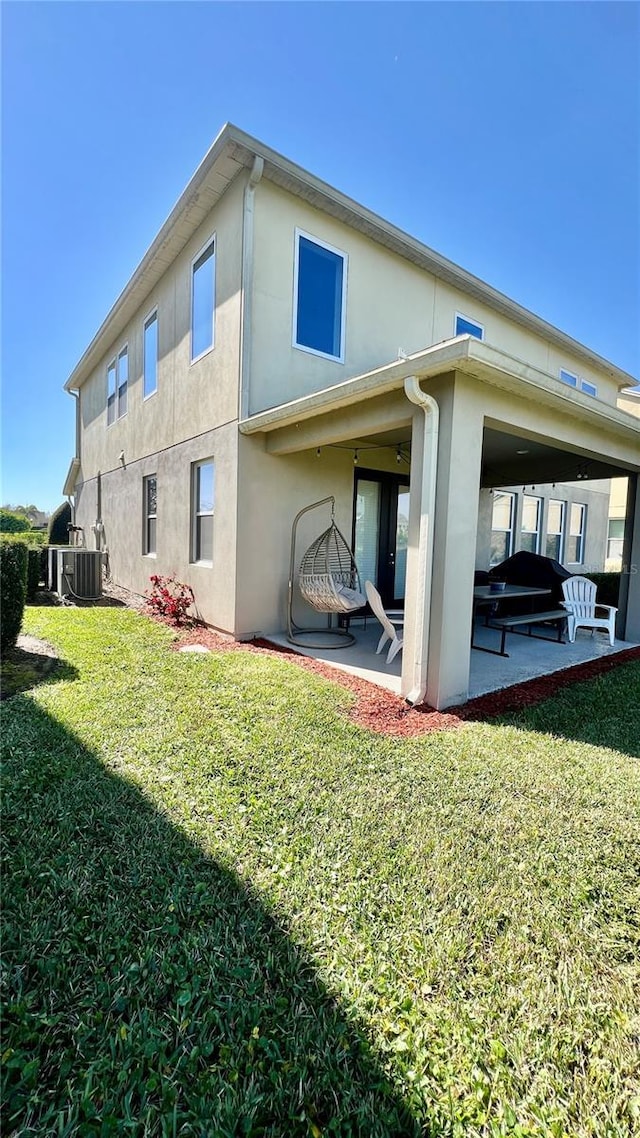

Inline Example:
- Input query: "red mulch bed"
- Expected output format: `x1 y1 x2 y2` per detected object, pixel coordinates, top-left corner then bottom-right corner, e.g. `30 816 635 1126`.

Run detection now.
168 620 640 737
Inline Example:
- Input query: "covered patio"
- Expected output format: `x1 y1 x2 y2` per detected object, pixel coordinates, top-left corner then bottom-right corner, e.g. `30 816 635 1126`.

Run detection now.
240 337 640 709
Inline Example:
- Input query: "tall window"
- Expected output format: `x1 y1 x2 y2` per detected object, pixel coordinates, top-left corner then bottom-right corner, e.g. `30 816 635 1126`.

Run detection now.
107 360 117 425
490 491 515 567
455 313 484 340
566 503 586 564
143 475 157 555
117 347 128 418
607 519 625 563
191 238 216 361
294 230 346 361
192 460 214 563
144 311 158 398
546 499 565 561
521 495 541 554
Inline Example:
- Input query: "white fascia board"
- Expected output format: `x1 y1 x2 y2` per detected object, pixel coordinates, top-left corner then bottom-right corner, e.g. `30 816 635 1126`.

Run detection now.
63 457 81 496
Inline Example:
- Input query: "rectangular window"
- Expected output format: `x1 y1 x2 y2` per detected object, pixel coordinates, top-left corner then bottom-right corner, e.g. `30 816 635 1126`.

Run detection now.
192 460 214 563
520 494 541 554
607 518 625 563
580 380 597 398
144 311 158 398
143 475 157 555
191 238 216 361
294 230 346 361
490 491 515 567
117 346 128 418
566 503 586 564
559 368 578 388
545 499 565 561
107 360 116 426
455 313 484 340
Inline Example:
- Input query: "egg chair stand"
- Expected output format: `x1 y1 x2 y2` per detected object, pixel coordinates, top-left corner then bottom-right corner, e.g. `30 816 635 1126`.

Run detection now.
287 496 366 648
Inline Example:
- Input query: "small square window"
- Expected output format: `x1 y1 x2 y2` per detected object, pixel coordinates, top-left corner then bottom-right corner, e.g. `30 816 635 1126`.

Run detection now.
559 369 578 388
192 460 214 563
143 475 157 555
580 380 597 398
294 231 346 361
144 312 158 398
455 313 484 340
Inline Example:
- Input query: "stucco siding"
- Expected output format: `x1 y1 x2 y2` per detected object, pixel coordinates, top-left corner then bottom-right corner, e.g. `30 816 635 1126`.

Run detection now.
75 422 239 629
248 179 622 418
79 174 245 484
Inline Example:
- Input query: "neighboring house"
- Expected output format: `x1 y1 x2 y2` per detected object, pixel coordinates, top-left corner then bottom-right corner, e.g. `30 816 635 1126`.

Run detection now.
63 124 640 709
606 389 640 571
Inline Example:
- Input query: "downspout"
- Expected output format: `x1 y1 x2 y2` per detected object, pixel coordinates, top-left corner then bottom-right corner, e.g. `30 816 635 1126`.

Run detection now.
403 376 439 706
239 155 264 421
68 389 80 524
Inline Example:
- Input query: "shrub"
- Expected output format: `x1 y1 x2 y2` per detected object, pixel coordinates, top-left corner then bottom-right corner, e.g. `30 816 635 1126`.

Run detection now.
47 502 71 546
145 575 195 626
0 510 31 534
1 542 28 653
584 571 621 608
26 548 43 601
0 530 46 547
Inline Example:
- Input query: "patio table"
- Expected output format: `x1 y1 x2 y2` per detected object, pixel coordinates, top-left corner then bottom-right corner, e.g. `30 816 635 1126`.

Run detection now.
472 584 552 656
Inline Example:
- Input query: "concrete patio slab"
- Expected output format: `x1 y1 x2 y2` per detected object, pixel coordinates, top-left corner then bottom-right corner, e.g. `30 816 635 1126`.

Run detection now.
266 620 637 703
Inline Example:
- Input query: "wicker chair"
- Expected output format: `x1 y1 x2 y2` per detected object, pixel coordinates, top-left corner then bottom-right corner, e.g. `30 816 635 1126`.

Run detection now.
287 497 365 647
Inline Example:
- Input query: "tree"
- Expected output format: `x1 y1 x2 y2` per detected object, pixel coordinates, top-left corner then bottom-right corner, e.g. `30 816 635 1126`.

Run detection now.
0 509 31 533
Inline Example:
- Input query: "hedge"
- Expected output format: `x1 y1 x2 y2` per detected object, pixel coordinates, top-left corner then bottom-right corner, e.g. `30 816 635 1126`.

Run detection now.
1 541 28 653
47 502 71 546
584 571 621 608
0 530 46 547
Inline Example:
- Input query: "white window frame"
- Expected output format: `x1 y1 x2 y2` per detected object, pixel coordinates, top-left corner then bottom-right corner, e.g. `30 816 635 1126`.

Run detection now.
580 379 598 398
559 368 578 388
143 308 158 400
567 503 586 564
520 494 542 554
191 459 214 565
454 312 484 341
143 474 157 557
117 344 129 419
107 358 117 427
545 499 565 561
190 235 216 365
292 228 347 364
489 490 516 567
106 345 128 426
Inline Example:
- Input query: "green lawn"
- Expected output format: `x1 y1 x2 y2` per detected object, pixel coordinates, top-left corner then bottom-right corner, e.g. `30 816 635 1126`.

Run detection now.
2 608 639 1137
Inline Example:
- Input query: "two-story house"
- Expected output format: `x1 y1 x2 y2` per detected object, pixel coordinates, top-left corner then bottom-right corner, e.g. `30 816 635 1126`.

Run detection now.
63 124 640 709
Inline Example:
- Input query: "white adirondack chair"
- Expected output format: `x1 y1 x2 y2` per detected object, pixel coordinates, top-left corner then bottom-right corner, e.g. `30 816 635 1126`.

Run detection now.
365 581 404 663
561 576 617 646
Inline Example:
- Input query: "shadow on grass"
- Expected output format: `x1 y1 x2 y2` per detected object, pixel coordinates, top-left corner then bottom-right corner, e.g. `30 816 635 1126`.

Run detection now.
0 647 78 701
1 698 419 1136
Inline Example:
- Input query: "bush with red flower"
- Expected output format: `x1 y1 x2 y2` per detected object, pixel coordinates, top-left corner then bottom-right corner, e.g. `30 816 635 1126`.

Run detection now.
145 574 195 626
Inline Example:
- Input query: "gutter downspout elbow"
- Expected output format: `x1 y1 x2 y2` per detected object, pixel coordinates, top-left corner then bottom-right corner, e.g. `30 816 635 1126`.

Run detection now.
239 155 264 421
403 376 439 706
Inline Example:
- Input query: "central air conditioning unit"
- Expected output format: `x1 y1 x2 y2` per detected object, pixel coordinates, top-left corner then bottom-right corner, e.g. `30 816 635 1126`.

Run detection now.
54 549 104 599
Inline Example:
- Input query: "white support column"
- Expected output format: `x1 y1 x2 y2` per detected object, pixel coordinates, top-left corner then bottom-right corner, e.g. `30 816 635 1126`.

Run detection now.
425 376 484 709
619 474 640 642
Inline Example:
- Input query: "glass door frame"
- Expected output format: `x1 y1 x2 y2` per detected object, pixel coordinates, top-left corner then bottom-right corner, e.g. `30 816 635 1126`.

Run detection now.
352 468 410 608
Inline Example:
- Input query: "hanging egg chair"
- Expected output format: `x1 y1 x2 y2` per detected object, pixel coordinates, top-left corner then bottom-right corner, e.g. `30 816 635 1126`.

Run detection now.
287 496 366 648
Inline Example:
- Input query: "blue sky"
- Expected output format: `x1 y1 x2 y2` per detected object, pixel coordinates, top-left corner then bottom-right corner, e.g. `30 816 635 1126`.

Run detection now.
2 1 638 512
